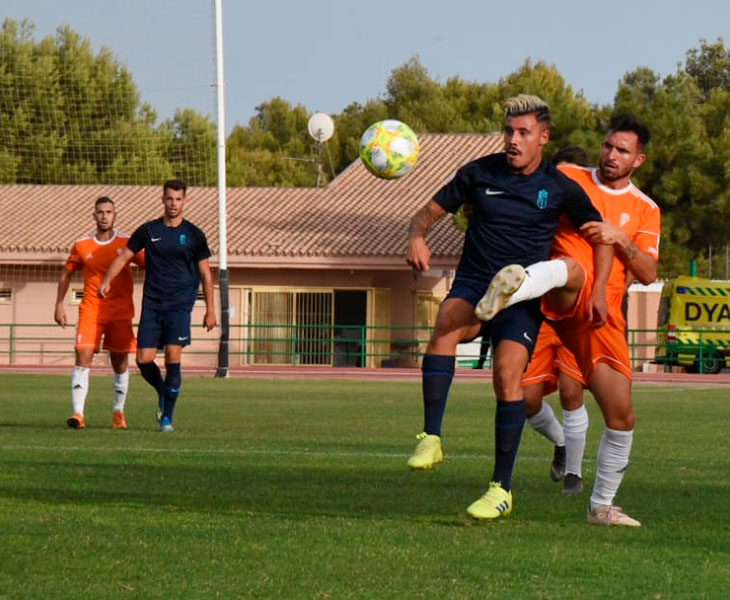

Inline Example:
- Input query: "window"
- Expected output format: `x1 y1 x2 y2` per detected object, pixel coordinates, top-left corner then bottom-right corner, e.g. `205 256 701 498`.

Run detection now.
250 290 333 365
71 289 84 304
0 288 11 302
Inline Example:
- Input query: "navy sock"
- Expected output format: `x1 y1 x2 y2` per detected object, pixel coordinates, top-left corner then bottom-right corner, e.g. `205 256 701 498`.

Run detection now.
163 363 181 420
136 360 164 398
421 354 455 436
491 399 526 491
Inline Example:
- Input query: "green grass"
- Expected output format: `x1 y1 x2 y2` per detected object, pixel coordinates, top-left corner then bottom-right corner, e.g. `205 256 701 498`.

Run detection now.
0 374 728 599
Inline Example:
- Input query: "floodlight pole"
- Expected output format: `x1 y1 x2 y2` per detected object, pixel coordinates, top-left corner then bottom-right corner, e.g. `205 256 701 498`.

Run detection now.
214 0 230 377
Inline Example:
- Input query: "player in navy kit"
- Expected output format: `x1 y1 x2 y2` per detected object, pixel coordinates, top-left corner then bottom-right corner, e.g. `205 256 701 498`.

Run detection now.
405 95 613 520
99 180 217 432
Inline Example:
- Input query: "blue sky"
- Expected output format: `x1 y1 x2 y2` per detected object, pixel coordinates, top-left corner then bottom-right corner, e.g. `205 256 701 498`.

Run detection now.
4 0 729 132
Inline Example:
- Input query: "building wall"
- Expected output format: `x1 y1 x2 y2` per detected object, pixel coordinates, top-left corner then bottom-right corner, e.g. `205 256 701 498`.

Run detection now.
626 282 663 363
0 264 665 369
0 264 440 367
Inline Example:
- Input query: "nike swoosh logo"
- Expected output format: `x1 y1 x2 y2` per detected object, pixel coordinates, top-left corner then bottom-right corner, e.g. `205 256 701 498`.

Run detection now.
177 336 189 341
485 188 504 195
523 332 533 343
151 237 162 242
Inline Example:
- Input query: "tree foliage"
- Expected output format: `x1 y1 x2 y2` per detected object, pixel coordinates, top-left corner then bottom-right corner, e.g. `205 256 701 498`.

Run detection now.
0 18 215 185
1 19 728 276
613 39 730 276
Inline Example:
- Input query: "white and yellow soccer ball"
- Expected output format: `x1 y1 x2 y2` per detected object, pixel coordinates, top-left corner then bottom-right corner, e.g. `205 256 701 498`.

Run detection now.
359 119 420 179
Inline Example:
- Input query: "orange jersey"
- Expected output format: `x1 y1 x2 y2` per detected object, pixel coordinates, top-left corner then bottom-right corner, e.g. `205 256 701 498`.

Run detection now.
551 164 661 302
65 231 144 321
539 166 659 384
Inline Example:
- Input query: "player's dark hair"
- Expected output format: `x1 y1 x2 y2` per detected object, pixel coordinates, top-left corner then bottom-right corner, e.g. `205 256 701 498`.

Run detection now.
95 196 114 208
163 179 187 195
608 113 650 148
551 146 590 167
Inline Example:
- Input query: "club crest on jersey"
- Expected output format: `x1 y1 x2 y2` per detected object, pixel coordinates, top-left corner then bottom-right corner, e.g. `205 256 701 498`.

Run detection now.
179 234 187 245
536 189 549 209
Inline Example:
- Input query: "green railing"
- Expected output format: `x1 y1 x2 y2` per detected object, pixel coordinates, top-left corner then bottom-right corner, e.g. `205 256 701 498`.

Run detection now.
0 323 726 373
649 328 729 375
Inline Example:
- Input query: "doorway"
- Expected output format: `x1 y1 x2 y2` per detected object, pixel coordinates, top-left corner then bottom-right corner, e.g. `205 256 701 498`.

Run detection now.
334 290 367 366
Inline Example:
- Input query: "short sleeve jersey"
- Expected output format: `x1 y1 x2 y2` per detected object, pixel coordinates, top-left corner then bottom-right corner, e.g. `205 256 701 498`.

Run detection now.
65 231 143 321
551 164 661 300
127 218 212 311
433 153 603 283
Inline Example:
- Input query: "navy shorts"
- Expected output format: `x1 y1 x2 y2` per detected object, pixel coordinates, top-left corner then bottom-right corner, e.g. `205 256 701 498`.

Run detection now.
137 306 192 349
447 278 543 355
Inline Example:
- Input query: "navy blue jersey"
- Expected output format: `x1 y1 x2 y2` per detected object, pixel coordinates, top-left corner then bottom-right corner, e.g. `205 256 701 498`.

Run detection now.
434 152 601 283
127 218 212 311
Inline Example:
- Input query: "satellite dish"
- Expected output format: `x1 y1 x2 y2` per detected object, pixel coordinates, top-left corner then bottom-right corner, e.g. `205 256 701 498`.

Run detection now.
308 112 335 142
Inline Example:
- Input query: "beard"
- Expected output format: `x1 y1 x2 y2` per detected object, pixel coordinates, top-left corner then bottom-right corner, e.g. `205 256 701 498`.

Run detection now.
599 161 632 182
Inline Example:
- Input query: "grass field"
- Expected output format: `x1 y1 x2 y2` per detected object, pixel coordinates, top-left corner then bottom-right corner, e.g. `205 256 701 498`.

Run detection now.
0 373 728 599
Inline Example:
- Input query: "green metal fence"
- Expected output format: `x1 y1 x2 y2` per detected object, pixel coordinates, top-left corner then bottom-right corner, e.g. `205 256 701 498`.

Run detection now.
0 323 726 373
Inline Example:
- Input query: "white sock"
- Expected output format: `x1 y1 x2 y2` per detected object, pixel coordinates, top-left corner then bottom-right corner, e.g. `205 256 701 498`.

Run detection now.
562 405 589 477
527 401 565 446
113 370 129 412
506 260 569 307
590 427 633 509
71 366 90 415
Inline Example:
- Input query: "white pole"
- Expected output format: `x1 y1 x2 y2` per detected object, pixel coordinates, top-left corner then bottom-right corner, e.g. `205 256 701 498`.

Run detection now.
214 0 230 377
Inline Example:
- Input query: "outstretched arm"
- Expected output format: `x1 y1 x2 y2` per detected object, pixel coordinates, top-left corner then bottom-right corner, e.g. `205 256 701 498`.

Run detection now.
98 247 134 298
406 200 447 272
580 221 657 284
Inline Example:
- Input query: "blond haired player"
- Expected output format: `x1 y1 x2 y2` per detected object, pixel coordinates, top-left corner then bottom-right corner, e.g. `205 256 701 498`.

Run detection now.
54 197 144 429
404 95 612 521
479 114 660 526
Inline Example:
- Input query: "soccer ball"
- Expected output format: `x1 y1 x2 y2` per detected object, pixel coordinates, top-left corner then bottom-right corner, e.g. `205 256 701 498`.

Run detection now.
359 119 420 179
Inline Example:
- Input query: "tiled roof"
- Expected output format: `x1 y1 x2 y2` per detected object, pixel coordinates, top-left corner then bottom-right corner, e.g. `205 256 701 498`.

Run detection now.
0 133 503 268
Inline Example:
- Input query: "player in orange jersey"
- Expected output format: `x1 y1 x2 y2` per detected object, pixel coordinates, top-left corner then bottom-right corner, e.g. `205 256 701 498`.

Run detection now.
522 147 590 494
54 197 144 430
481 114 660 526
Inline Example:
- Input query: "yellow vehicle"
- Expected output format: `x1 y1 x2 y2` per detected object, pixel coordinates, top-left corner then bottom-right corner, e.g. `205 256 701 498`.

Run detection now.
655 275 730 374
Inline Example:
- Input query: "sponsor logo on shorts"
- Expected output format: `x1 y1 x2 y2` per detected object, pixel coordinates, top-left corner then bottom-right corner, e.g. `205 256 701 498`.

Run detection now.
177 336 189 341
151 237 162 242
485 188 504 196
523 332 534 343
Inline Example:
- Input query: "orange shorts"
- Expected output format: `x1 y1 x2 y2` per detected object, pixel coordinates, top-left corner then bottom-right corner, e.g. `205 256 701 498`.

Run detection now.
522 321 585 395
541 268 631 384
75 309 136 354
